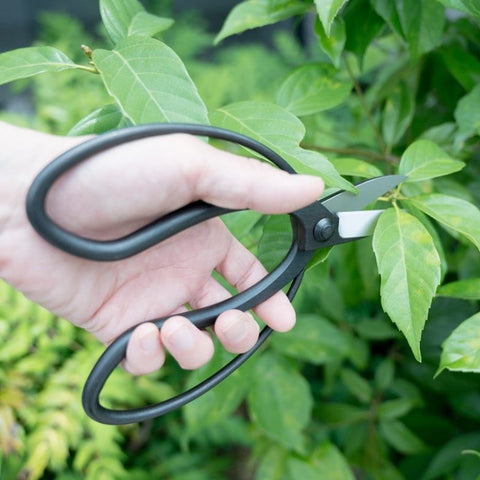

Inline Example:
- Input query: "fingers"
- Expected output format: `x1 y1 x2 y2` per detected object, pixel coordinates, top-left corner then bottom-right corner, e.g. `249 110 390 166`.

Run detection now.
214 310 260 354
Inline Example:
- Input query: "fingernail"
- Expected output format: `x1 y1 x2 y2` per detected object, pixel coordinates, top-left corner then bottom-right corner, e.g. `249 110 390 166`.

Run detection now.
166 324 195 352
140 331 159 354
222 316 247 343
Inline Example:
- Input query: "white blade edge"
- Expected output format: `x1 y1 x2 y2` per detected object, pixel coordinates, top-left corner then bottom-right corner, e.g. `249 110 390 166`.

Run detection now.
337 210 384 239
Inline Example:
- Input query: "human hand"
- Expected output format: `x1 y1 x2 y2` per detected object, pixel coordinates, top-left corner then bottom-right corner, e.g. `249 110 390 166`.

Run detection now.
0 123 324 375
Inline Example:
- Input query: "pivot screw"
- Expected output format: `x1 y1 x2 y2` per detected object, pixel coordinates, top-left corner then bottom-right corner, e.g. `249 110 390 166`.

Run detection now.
314 218 334 242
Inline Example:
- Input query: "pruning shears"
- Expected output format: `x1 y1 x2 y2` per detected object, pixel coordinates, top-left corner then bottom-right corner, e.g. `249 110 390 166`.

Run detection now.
26 123 404 425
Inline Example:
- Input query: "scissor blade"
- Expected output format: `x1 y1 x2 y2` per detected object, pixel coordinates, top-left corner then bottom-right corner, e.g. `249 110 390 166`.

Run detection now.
337 210 383 239
322 175 406 213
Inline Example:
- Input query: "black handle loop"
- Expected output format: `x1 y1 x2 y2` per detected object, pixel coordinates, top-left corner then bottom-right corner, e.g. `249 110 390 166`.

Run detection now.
26 123 315 424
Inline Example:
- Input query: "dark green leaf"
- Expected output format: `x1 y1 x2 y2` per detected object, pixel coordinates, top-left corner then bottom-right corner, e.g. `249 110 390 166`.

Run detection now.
257 215 292 272
440 43 480 91
399 139 465 182
271 314 351 364
408 194 480 251
316 403 370 426
214 0 310 44
340 367 373 403
276 64 352 116
374 358 395 391
93 36 209 125
100 0 144 44
436 312 480 376
373 208 441 361
377 397 418 421
248 353 312 450
68 104 130 135
0 46 78 86
379 420 426 454
210 101 353 190
314 0 349 36
437 279 480 300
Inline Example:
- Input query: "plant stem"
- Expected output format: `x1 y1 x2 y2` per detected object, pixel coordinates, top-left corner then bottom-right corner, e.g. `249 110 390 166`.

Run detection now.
344 55 387 155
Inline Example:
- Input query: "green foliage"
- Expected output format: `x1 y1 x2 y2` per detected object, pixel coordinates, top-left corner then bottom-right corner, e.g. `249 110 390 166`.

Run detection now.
1 0 480 478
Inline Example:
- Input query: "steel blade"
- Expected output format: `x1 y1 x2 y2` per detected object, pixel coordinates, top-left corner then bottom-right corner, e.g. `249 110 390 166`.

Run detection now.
337 210 383 239
322 175 406 213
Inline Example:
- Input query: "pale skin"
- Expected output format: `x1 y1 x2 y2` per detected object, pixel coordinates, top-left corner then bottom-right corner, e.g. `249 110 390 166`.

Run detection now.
0 121 324 375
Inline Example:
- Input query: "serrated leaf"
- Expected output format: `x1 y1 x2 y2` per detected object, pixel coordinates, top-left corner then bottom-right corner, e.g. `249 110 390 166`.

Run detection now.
100 0 144 44
286 442 355 480
314 0 349 36
0 46 78 86
271 314 351 364
247 352 312 450
437 279 480 300
437 313 480 376
331 157 383 178
68 104 131 136
408 194 480 251
92 36 208 125
373 208 441 361
128 12 174 37
276 63 352 116
214 0 310 44
399 139 465 182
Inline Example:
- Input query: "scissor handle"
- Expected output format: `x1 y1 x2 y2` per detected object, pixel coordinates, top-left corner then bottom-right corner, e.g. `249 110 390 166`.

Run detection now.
26 123 323 424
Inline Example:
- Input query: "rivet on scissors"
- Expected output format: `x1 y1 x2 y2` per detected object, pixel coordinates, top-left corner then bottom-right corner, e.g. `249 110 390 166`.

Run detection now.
314 218 335 242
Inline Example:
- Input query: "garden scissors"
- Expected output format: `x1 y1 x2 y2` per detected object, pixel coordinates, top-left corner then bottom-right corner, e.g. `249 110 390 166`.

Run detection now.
26 123 404 425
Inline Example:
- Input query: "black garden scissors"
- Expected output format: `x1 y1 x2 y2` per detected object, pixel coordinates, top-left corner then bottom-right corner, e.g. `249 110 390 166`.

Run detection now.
26 123 404 425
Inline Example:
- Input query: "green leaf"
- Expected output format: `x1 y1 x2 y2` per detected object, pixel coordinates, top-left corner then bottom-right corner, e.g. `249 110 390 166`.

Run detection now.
257 215 292 272
276 63 352 116
331 157 383 179
373 208 441 361
314 17 346 68
379 420 426 454
210 101 353 190
314 0 349 36
437 279 480 300
316 403 370 426
376 397 418 421
454 84 480 144
0 46 79 86
382 81 415 149
214 0 310 44
286 442 355 480
399 139 465 182
408 194 480 251
440 43 480 91
92 36 209 125
271 314 351 364
247 352 312 450
437 312 480 376
340 367 373 403
68 104 130 136
436 0 480 22
128 12 174 37
100 0 144 44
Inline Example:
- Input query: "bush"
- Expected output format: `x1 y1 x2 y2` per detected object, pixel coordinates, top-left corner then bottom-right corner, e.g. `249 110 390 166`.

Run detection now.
1 1 480 478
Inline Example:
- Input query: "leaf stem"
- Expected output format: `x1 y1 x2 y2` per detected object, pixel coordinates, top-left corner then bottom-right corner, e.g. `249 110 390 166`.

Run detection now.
343 55 387 155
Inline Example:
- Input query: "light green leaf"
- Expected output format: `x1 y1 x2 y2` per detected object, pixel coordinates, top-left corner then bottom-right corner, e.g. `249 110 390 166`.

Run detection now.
257 215 292 272
68 104 130 136
128 12 174 37
436 0 480 22
379 420 426 454
454 84 480 144
247 352 312 450
92 36 208 125
437 313 480 376
214 0 310 44
100 0 144 44
276 64 352 116
286 442 355 480
314 0 349 36
331 157 383 178
210 101 353 190
271 314 351 364
437 279 480 300
399 139 464 182
408 194 480 251
314 16 346 68
0 46 79 86
373 208 441 361
382 81 415 148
